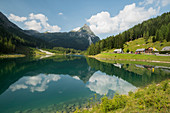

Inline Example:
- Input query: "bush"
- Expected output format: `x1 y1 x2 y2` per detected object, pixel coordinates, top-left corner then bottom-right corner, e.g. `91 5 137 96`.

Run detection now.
159 51 170 54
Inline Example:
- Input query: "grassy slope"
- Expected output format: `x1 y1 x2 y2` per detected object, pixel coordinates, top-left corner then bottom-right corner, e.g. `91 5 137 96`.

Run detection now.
123 37 170 53
75 79 170 113
94 53 170 62
104 37 170 53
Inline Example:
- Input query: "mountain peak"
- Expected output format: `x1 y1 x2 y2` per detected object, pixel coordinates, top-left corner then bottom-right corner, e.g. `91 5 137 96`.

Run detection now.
78 24 95 35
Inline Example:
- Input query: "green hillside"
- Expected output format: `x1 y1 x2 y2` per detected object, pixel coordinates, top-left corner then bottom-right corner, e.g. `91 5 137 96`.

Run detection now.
123 37 170 53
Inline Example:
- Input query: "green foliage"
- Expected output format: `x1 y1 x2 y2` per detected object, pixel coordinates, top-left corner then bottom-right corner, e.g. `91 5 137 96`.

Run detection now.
52 47 82 54
159 51 170 54
0 25 48 55
100 94 128 112
87 12 170 55
0 36 15 54
74 79 170 113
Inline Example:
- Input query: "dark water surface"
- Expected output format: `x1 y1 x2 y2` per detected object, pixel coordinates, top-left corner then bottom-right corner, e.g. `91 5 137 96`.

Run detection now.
0 55 169 113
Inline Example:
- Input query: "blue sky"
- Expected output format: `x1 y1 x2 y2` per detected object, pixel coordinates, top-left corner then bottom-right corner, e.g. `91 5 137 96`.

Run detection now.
0 0 170 39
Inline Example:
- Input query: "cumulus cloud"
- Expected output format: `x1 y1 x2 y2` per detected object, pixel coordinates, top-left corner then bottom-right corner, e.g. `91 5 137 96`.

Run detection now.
24 20 42 31
8 14 27 22
25 13 61 32
8 13 61 32
58 12 63 15
87 3 159 35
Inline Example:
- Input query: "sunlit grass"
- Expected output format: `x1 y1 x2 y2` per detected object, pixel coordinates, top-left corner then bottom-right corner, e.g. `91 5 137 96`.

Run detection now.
95 53 170 62
123 37 170 52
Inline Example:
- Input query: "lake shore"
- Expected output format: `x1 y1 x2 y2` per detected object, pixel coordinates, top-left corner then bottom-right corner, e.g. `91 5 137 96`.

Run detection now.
88 53 170 64
0 54 25 58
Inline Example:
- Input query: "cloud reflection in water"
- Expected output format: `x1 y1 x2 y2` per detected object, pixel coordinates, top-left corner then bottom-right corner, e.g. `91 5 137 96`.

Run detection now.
10 74 61 92
86 71 137 95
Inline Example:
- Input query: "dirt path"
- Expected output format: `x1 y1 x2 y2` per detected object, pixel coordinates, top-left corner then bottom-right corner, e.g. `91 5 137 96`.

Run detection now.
39 49 55 55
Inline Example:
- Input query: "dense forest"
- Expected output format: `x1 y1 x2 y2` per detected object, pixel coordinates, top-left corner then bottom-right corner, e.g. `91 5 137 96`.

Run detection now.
87 12 170 55
44 47 82 54
0 26 48 54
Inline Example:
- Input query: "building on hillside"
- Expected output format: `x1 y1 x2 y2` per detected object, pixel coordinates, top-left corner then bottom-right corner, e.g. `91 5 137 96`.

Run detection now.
113 49 123 53
135 48 145 54
161 46 170 51
145 47 158 53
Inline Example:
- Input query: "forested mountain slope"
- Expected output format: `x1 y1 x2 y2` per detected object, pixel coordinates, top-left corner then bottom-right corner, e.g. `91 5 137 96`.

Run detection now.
0 12 49 54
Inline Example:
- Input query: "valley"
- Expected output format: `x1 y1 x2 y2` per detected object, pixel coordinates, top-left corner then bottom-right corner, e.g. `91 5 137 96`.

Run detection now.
0 1 170 112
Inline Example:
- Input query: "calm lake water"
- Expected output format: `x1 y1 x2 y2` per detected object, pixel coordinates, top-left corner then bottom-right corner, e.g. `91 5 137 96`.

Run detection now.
0 55 169 113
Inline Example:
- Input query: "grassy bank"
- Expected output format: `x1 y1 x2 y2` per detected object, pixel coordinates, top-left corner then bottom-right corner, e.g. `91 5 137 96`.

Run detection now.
75 79 170 113
92 53 170 63
0 54 25 58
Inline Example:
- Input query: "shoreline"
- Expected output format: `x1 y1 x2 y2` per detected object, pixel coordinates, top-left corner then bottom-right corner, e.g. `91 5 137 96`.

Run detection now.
88 53 170 64
0 54 25 58
94 57 170 64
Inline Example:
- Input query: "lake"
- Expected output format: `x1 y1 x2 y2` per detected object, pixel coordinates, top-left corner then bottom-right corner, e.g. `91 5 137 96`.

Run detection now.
0 55 169 113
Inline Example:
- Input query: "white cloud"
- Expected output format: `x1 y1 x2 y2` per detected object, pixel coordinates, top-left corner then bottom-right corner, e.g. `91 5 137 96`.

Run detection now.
29 13 48 25
27 13 61 32
24 20 42 31
17 13 61 32
72 27 80 31
8 14 27 22
58 12 63 15
87 3 158 35
86 71 136 95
